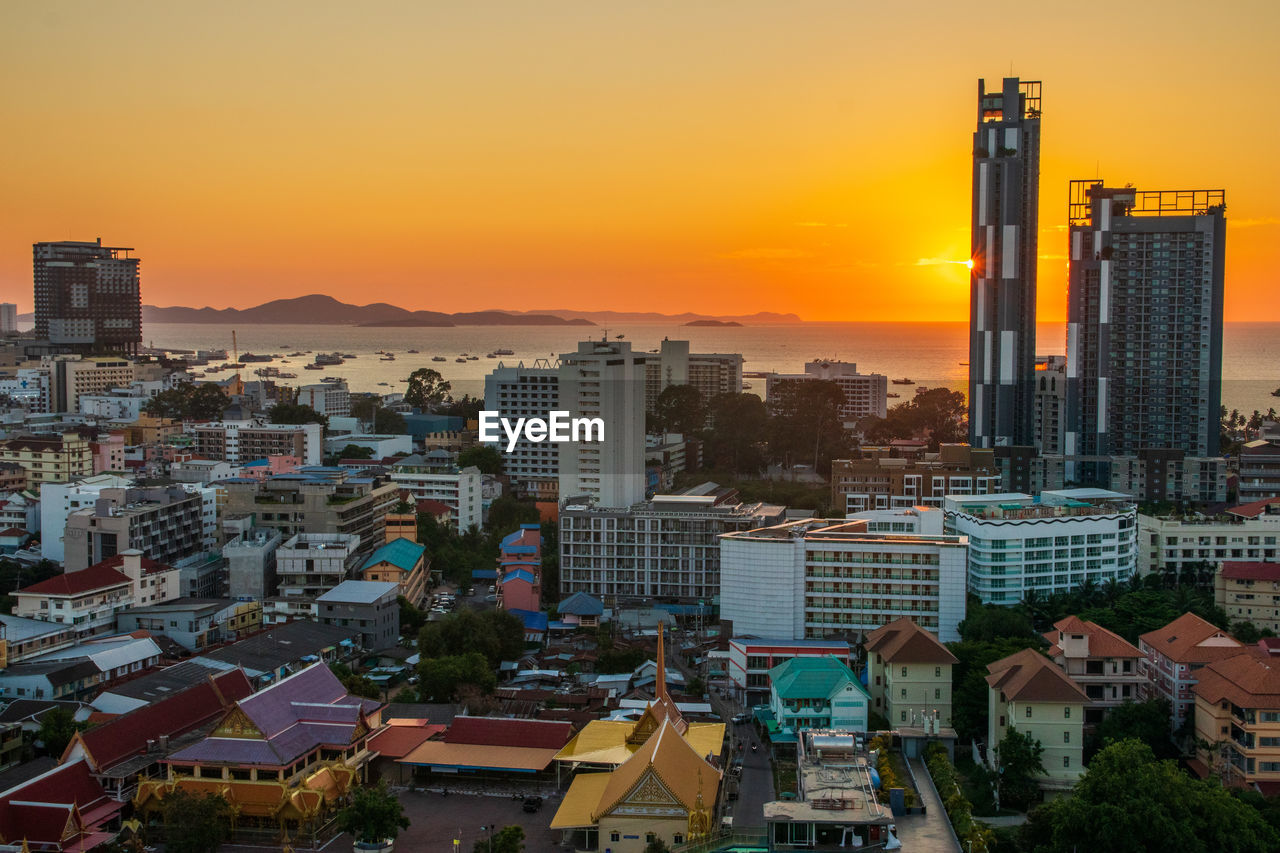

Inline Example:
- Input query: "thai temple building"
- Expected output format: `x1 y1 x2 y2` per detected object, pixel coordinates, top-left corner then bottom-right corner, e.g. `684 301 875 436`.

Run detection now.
134 663 384 845
551 625 723 852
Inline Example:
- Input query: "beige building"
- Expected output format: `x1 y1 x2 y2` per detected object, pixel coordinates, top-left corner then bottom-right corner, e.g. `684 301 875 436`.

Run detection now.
64 484 212 572
40 355 135 413
1216 562 1280 636
1043 615 1144 726
986 648 1086 794
865 616 957 727
831 444 1002 513
1193 646 1280 787
0 432 93 486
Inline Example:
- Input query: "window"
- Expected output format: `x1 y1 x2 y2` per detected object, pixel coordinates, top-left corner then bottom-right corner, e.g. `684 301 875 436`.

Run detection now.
901 666 908 677
646 834 657 844
901 710 907 722
935 688 942 700
901 688 907 699
610 833 620 843
1025 706 1032 718
935 666 942 677
1063 756 1070 768
1064 707 1071 719
673 836 684 845
1064 731 1070 743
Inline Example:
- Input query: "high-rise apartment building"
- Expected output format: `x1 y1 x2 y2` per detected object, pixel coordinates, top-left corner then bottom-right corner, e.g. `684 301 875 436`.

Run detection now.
765 361 887 422
1064 181 1226 483
643 338 743 413
483 361 560 489
1034 356 1067 454
33 240 142 355
558 338 646 508
295 381 350 419
0 304 17 335
969 78 1041 449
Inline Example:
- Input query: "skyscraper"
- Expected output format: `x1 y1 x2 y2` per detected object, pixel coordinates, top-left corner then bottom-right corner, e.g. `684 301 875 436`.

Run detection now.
33 239 141 355
558 337 646 508
0 304 17 335
969 77 1041 449
1064 181 1226 480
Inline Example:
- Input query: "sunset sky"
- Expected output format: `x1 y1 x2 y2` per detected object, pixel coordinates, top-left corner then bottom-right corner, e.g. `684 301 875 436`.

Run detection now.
2 1 1277 322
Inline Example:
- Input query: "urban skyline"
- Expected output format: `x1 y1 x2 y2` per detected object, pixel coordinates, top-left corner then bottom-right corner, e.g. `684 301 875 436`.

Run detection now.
2 3 1278 322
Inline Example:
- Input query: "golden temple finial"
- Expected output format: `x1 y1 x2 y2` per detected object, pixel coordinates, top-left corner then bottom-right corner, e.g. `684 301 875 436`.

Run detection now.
687 767 711 837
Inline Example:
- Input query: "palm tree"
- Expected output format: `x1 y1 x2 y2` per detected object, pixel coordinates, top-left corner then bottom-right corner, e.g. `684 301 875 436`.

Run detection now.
1020 589 1047 630
1101 578 1123 606
1077 578 1101 610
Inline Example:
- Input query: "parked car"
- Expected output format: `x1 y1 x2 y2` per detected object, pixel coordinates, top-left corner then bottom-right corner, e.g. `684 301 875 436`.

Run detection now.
733 713 750 724
522 795 543 813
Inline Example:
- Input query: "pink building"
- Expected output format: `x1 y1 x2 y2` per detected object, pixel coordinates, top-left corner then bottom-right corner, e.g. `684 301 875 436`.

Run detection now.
1139 612 1245 731
90 434 125 474
240 455 302 481
497 524 541 613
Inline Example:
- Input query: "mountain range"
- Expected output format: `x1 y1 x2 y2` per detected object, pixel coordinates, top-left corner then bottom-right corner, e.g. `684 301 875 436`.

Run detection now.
135 295 803 325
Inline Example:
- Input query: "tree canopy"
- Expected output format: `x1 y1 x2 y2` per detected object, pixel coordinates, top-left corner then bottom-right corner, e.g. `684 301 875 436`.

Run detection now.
417 651 497 703
142 381 229 420
766 379 852 475
861 387 967 449
37 706 81 757
418 608 525 667
458 444 504 475
336 780 409 843
404 368 452 411
474 825 525 853
995 727 1045 811
1019 740 1280 853
266 402 327 426
160 789 232 853
701 392 768 475
653 383 706 436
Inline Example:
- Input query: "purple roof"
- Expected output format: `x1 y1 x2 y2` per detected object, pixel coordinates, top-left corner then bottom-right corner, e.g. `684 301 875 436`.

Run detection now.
239 664 350 736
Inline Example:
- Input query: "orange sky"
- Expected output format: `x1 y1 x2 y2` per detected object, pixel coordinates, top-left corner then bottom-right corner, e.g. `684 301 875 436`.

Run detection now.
2 1 1278 322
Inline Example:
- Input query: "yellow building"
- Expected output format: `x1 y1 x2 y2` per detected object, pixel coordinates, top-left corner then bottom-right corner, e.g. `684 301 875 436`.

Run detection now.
865 616 957 727
1193 646 1280 787
1216 562 1280 636
0 432 92 485
986 648 1086 794
359 538 429 608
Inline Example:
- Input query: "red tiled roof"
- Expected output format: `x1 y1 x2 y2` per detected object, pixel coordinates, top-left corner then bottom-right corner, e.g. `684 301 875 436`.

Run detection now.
1226 496 1280 520
1221 562 1280 582
416 499 452 517
1193 649 1280 708
16 562 131 597
444 716 572 749
367 725 442 758
1139 612 1244 664
97 553 175 576
0 759 119 846
986 648 1089 704
0 527 29 537
865 617 958 664
70 669 253 772
1044 615 1141 659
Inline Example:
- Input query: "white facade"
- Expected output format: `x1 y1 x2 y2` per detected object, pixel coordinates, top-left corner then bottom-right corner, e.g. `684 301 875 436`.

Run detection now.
558 339 646 508
77 391 147 422
0 369 51 413
324 433 412 458
43 355 136 413
276 532 362 598
297 381 351 418
389 462 482 532
39 474 134 563
850 506 945 535
483 362 560 482
643 339 744 412
766 361 888 421
944 490 1138 605
188 420 323 466
1137 513 1280 576
719 518 969 643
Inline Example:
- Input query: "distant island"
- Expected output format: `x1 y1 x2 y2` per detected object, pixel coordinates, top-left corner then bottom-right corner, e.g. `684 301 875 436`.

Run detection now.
140 294 803 326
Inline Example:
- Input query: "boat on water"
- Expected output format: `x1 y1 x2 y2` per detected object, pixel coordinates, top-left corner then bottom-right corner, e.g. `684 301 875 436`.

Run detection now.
314 353 344 366
321 376 344 384
891 377 914 385
493 348 515 356
378 382 390 386
486 353 498 359
455 357 467 363
432 356 447 362
407 349 420 354
304 364 324 370
741 382 752 390
467 356 479 361
887 392 901 398
959 362 969 366
277 372 298 378
380 354 396 361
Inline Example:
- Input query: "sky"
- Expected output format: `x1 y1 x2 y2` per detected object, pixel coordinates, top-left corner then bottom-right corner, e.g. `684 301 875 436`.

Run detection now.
1 1 1278 322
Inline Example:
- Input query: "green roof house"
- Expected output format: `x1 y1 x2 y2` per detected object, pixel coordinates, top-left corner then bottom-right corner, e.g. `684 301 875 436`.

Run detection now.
768 655 869 735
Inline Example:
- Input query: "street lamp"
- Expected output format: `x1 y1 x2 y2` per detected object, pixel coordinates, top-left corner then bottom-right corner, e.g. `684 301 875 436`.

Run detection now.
480 825 493 853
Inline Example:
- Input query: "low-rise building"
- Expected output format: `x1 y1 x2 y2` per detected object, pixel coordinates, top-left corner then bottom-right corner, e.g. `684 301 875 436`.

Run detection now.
39 474 134 563
768 656 870 736
562 483 786 603
1139 499 1280 579
315 580 400 651
0 432 93 485
1139 612 1245 731
720 517 968 642
726 637 851 703
223 526 282 600
116 597 262 651
865 616 958 728
986 648 1087 794
497 524 541 613
766 360 887 422
0 633 162 701
1238 425 1280 503
190 620 361 687
944 489 1138 605
63 484 216 571
189 419 323 466
1193 644 1280 787
389 455 483 532
831 445 1002 513
276 532 362 598
296 380 351 419
1043 615 1144 725
1216 562 1280 635
13 561 135 638
360 537 428 607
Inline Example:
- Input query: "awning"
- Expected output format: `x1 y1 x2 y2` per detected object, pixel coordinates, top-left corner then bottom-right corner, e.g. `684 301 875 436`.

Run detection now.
769 729 798 744
550 772 611 829
340 639 355 647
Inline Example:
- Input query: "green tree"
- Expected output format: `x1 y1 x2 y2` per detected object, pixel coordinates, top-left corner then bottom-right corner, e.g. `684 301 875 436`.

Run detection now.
337 444 376 460
1090 698 1175 760
644 839 671 853
474 825 525 853
767 379 852 475
267 402 328 427
417 651 497 702
458 444 504 475
336 781 409 844
863 387 968 449
418 608 524 667
405 368 452 411
653 383 706 436
143 381 230 420
399 595 426 637
160 789 232 853
1019 739 1280 853
994 727 1045 811
37 706 81 756
948 638 1039 743
703 393 768 475
329 663 381 700
959 598 1037 642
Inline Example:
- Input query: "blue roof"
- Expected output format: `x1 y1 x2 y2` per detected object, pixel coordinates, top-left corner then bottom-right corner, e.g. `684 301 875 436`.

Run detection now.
508 608 548 633
243 458 270 467
520 523 540 531
471 569 498 580
501 568 537 586
361 538 426 572
558 591 604 617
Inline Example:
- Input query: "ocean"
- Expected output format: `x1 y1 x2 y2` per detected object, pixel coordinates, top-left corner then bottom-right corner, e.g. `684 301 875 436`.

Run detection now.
140 321 1280 417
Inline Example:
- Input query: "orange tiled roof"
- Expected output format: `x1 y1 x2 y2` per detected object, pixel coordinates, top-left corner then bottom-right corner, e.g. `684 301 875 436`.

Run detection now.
1043 615 1141 659
1138 612 1243 664
866 617 958 664
1193 649 1280 708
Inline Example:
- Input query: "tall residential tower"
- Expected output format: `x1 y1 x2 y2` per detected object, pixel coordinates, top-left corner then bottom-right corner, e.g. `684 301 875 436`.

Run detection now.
33 239 142 355
969 78 1041 449
1063 181 1226 483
